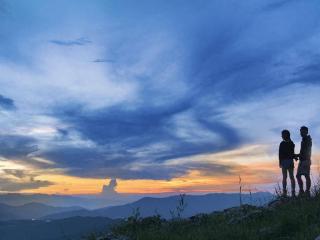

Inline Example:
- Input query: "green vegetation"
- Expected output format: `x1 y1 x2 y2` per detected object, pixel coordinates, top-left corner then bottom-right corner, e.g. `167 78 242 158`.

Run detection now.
110 187 320 240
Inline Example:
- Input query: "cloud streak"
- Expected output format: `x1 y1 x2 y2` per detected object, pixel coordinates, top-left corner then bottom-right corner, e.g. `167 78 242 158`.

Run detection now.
50 37 92 46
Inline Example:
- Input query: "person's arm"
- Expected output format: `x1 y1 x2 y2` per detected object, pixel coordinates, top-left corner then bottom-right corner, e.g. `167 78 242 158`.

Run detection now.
292 143 298 161
307 137 312 162
279 142 282 168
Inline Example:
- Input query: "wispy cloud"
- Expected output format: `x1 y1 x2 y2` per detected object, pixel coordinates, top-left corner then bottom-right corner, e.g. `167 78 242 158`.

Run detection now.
0 176 53 192
93 59 114 63
0 135 38 158
50 37 92 46
0 159 54 192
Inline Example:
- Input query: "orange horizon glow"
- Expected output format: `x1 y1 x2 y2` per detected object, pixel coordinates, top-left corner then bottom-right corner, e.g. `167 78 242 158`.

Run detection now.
5 146 320 195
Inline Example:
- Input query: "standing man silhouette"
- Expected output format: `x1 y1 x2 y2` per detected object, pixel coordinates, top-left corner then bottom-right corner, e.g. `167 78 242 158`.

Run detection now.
296 126 312 196
279 130 296 196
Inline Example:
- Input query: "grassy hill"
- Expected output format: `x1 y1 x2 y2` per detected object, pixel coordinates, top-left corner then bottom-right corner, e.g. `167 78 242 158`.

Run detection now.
106 189 320 240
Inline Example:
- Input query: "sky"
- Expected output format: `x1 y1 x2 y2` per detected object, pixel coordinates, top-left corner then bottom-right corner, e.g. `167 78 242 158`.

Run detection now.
0 0 320 196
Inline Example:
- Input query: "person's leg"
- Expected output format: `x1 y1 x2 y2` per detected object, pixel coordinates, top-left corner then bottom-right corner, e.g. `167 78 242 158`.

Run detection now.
296 174 304 193
282 168 288 195
305 174 311 195
288 168 295 196
296 163 304 194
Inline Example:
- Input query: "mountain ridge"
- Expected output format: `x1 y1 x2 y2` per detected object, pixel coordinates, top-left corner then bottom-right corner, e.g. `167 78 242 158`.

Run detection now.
0 202 83 221
43 192 273 220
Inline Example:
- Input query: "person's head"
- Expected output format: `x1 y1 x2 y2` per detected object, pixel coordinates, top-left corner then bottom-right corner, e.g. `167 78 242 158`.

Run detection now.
300 126 309 137
282 129 291 141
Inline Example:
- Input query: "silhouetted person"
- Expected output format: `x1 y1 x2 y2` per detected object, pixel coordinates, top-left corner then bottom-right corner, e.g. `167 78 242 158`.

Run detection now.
279 130 296 196
295 126 312 196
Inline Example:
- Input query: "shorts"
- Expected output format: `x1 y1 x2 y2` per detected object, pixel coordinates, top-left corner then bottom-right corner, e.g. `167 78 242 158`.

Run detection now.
281 159 294 169
297 160 311 176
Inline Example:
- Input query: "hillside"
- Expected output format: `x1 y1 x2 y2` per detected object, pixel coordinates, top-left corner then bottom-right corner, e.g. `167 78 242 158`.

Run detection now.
43 192 272 220
109 191 320 240
0 193 129 209
0 202 83 221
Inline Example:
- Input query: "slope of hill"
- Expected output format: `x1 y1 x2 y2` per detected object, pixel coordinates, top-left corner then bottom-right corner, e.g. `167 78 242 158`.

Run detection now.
0 193 84 207
43 192 273 220
111 192 320 240
0 202 83 221
0 217 118 240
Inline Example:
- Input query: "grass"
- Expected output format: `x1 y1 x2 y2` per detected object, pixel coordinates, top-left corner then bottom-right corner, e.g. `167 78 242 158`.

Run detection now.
110 185 320 240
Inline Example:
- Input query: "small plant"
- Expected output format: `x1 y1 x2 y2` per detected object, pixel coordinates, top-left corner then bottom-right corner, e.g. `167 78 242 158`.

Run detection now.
170 194 188 220
128 207 141 223
239 175 242 206
274 182 283 199
311 178 320 197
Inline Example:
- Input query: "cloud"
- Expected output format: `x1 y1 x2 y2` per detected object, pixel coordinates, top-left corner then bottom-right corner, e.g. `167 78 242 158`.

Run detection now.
0 176 53 192
261 0 297 12
220 83 320 145
50 37 91 46
37 103 242 179
101 178 118 195
93 59 114 63
0 94 15 110
3 169 29 178
0 167 54 192
0 135 38 159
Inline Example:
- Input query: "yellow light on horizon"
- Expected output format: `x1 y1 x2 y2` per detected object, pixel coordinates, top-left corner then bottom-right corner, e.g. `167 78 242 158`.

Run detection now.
9 147 320 195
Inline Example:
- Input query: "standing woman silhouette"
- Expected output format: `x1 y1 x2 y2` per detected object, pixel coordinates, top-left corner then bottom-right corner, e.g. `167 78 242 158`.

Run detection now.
279 129 296 196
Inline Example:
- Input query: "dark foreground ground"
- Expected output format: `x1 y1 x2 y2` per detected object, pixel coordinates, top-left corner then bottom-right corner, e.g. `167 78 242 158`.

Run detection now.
102 189 320 240
0 217 118 240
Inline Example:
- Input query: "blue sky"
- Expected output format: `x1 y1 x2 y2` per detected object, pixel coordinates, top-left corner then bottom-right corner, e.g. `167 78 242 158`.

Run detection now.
0 0 320 194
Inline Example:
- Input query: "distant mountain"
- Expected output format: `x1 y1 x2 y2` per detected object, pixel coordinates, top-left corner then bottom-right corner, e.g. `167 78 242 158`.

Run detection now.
0 202 83 221
43 192 273 220
0 193 100 209
0 217 117 240
0 193 139 209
